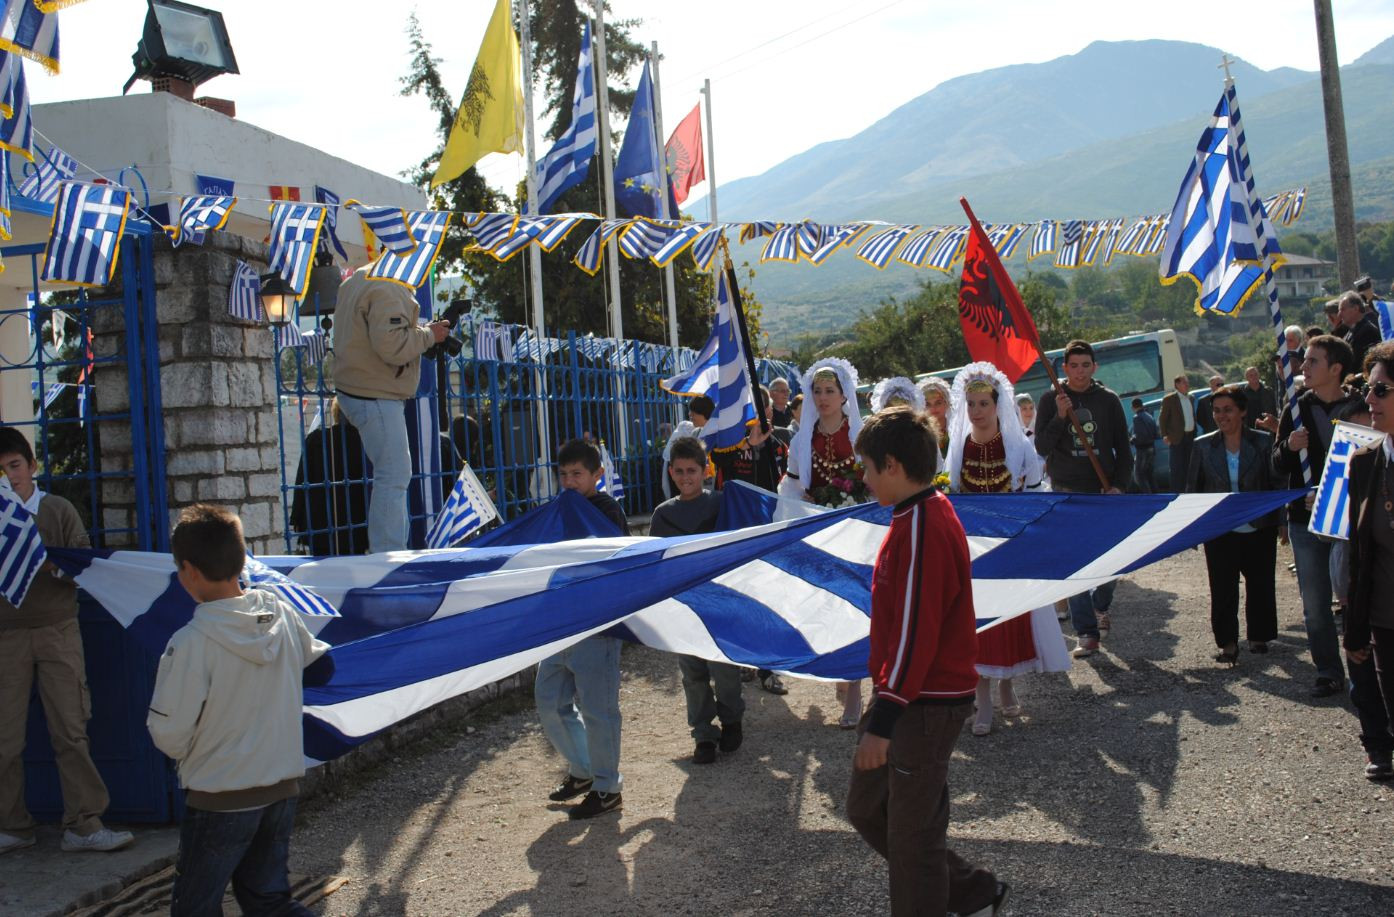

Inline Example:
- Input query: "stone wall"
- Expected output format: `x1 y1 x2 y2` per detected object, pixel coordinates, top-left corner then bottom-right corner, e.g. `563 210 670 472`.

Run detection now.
92 232 286 553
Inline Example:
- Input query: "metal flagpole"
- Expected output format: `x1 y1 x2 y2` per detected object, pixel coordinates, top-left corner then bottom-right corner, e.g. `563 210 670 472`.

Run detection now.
516 0 553 491
591 0 627 454
701 78 719 223
649 42 681 355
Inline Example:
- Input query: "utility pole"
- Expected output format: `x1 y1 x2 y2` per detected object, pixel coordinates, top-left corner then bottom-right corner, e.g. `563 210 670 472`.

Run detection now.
516 0 552 485
591 1 624 344
1313 0 1360 287
701 79 719 223
649 42 680 355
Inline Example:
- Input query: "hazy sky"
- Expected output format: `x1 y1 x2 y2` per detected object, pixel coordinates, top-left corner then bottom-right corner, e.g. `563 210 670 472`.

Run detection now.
31 1 1394 202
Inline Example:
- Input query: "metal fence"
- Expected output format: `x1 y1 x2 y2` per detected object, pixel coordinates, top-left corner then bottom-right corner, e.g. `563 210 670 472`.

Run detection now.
274 308 800 555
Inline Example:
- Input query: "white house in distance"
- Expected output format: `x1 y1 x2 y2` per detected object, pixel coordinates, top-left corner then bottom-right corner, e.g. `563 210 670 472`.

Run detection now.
1271 252 1335 306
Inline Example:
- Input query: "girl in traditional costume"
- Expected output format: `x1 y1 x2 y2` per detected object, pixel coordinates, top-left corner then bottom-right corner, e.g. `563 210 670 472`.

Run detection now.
946 362 1069 736
919 376 952 457
779 358 867 727
870 377 926 415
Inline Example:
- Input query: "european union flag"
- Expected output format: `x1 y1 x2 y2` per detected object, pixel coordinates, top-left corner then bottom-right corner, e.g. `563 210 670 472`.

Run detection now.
614 62 677 219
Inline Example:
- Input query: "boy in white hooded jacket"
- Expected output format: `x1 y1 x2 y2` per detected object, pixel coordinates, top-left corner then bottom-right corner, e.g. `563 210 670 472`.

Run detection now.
147 505 332 916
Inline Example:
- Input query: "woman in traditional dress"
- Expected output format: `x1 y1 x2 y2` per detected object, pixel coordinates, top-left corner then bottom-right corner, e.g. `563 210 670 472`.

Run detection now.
920 377 952 457
946 362 1069 736
870 377 926 415
779 358 867 727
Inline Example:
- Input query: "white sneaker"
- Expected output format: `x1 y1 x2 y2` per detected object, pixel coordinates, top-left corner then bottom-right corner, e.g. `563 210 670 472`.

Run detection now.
0 831 36 855
61 827 135 852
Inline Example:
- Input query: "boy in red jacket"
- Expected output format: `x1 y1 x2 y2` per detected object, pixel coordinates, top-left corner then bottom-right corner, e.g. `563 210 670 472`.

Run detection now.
847 407 1007 917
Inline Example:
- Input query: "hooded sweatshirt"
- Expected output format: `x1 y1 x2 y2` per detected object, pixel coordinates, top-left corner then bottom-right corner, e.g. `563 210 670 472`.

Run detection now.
147 590 329 811
1033 380 1132 493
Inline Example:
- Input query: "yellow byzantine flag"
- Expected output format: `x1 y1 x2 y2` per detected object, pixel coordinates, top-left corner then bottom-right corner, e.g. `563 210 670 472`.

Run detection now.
431 0 524 188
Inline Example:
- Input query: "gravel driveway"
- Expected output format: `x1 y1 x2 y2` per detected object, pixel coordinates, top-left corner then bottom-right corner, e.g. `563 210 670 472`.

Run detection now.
290 546 1393 916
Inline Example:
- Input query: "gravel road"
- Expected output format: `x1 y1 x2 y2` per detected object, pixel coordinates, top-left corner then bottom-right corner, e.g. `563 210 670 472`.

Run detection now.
290 546 1393 916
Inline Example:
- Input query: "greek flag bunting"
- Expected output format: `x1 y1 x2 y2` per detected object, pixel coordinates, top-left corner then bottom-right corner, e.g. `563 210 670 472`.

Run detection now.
535 213 589 251
169 195 235 247
1143 214 1172 254
1028 220 1057 260
228 260 262 321
302 330 329 366
650 221 710 267
856 224 918 269
923 226 969 273
571 218 629 274
489 216 553 262
0 0 58 73
345 201 417 256
426 463 499 549
617 219 679 261
41 182 130 287
896 226 946 268
0 48 30 160
267 203 327 296
464 212 519 252
314 186 349 261
274 320 305 350
1375 299 1394 341
760 223 801 263
369 210 452 289
512 329 562 362
739 221 780 244
1053 220 1085 268
473 320 514 362
18 146 77 202
535 22 596 214
0 46 14 119
805 223 867 265
662 268 756 451
689 224 726 271
0 487 45 607
1114 217 1150 256
1309 423 1387 540
1099 219 1125 265
0 151 10 241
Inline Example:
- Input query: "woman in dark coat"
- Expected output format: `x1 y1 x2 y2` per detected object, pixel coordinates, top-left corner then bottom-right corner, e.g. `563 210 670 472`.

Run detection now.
290 398 369 556
1186 385 1282 664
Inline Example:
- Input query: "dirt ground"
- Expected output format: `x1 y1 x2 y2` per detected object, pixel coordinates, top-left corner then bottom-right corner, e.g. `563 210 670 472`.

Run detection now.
289 547 1393 916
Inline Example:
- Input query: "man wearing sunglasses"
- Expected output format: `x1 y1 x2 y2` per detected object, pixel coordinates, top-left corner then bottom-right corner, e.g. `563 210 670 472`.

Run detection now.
1275 335 1362 699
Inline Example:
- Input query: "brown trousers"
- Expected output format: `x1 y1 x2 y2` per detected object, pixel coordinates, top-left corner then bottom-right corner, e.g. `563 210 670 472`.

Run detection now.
846 701 996 917
0 619 109 837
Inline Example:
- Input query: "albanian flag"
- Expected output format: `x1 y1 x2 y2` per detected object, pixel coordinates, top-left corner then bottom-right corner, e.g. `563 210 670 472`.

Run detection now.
957 198 1040 383
665 104 705 206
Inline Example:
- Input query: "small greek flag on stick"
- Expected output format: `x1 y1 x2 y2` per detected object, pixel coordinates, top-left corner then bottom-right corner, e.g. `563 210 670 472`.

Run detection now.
267 202 327 296
228 260 262 321
0 487 47 607
170 194 235 247
598 442 626 500
41 181 131 287
426 464 499 549
1309 422 1387 541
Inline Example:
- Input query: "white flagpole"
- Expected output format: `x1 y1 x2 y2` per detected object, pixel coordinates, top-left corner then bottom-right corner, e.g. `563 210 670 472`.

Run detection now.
590 1 628 455
650 42 680 355
701 78 719 223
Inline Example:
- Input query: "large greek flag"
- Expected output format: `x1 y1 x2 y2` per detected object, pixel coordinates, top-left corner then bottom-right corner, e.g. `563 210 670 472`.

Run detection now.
1309 422 1387 540
47 486 1298 763
41 182 130 287
661 269 756 450
535 22 596 215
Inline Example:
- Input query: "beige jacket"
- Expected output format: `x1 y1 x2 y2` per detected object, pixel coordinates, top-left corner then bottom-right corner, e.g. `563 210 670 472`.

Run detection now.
332 267 434 400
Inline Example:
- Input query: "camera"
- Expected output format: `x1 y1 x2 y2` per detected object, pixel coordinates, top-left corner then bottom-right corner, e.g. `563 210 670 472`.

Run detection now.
424 297 472 361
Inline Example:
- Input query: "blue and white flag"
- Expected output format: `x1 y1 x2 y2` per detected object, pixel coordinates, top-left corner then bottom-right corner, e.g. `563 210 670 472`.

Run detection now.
195 174 235 196
274 320 305 350
535 22 596 214
857 224 917 269
805 223 866 265
924 225 968 273
169 194 235 247
895 226 945 268
41 181 130 287
1309 422 1387 541
1115 217 1152 257
345 200 417 256
1029 220 1057 260
18 146 77 202
571 218 629 275
369 210 451 289
1373 299 1393 341
314 186 349 261
598 442 625 500
0 48 31 161
662 268 756 451
760 223 800 263
426 464 499 549
48 487 1298 762
267 202 327 296
241 555 339 621
472 320 514 362
0 487 46 607
302 330 329 365
689 224 726 271
228 260 262 321
1054 219 1086 268
1 0 59 74
648 221 709 267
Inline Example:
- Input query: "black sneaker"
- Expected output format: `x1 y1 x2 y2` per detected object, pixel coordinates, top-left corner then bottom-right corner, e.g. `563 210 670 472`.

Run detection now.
1310 677 1343 699
547 775 593 802
1366 755 1394 781
568 790 622 820
719 722 743 754
693 741 717 764
956 880 1009 917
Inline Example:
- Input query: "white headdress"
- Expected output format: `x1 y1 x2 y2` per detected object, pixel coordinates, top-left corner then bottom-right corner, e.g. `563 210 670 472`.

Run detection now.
945 361 1043 493
871 377 926 414
919 376 951 405
781 357 861 495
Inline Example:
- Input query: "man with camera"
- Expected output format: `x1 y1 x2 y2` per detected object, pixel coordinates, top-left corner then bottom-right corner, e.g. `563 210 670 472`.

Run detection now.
332 266 451 554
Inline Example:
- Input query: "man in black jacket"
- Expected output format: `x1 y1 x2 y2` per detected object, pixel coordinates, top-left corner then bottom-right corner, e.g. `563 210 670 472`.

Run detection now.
1274 335 1362 698
1339 291 1381 376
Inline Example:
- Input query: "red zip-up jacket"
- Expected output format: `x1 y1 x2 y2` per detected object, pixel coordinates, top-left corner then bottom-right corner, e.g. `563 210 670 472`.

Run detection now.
866 487 979 738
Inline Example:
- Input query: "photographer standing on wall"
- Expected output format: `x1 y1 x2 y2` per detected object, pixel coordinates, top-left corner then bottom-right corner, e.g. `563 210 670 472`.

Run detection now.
332 266 451 554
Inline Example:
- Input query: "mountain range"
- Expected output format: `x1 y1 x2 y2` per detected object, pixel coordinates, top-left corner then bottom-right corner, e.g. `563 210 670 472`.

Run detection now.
693 37 1394 341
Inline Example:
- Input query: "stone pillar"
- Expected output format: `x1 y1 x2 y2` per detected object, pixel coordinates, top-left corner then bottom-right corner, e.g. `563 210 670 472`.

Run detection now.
92 232 285 553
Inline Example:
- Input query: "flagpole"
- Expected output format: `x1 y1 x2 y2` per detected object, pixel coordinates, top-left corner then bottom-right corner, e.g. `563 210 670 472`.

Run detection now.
959 197 1112 492
701 79 719 223
516 0 553 481
649 41 681 355
590 0 627 455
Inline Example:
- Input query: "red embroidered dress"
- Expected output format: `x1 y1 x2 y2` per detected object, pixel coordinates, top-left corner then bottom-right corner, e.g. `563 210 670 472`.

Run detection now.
809 418 860 490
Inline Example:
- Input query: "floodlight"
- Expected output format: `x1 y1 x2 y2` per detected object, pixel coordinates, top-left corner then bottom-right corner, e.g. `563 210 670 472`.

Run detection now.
123 0 239 95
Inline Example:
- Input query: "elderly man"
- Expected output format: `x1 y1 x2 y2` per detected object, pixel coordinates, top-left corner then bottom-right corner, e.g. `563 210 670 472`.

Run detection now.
1158 374 1196 493
768 378 796 429
1195 375 1224 435
1340 290 1381 374
1242 366 1277 429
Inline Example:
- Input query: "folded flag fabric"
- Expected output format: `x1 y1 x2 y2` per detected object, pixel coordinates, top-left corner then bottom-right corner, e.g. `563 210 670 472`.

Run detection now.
41 181 130 287
228 260 261 321
267 202 327 296
345 200 417 256
598 442 625 500
0 487 46 607
169 194 235 247
18 145 77 201
1309 422 1388 541
426 463 499 549
45 488 1298 762
1375 299 1393 341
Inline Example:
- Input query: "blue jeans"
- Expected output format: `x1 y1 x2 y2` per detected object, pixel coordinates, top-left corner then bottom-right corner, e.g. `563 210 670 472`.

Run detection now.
535 636 623 793
335 394 411 554
1069 579 1116 640
171 796 313 917
1287 522 1345 683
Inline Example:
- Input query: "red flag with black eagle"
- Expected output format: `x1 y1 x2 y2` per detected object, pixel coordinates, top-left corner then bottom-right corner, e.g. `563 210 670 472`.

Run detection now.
957 198 1040 383
664 104 705 206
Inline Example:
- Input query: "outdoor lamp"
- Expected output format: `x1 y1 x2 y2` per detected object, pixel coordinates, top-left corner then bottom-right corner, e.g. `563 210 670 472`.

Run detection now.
123 0 239 94
259 273 294 326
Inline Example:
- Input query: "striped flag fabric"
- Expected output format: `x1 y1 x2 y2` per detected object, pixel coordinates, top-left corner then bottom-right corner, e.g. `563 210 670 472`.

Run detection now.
169 194 235 247
758 223 800 263
598 442 626 500
489 216 553 261
1375 299 1394 341
1029 220 1056 260
1142 214 1171 254
1114 216 1151 256
856 224 917 268
535 22 596 214
1309 422 1387 540
662 268 756 451
923 225 969 272
267 202 327 296
0 487 46 607
1053 220 1085 268
345 200 417 256
804 223 867 265
302 330 329 365
48 486 1299 763
895 226 945 268
463 212 518 252
426 463 499 549
41 181 130 287
0 48 30 161
274 320 305 349
314 186 349 261
618 218 680 261
0 150 11 241
535 213 589 251
738 221 780 244
472 320 514 362
689 224 726 271
241 555 339 620
369 210 452 289
571 218 629 274
650 221 710 267
228 260 262 321
18 146 77 202
1 0 58 73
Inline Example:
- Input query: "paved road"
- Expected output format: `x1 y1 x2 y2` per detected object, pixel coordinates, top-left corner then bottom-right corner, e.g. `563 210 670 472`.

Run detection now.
291 548 1392 916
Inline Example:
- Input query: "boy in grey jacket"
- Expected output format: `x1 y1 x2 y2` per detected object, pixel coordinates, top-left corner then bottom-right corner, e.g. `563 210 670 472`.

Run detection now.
148 505 332 916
